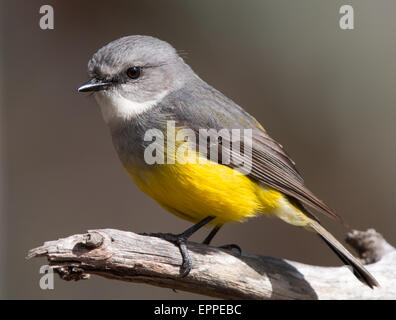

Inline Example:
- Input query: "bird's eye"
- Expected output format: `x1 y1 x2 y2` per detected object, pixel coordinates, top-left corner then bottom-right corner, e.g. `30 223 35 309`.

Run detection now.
126 66 141 79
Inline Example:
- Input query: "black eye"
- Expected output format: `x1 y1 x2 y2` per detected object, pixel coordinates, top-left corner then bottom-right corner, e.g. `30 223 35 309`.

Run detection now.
126 66 141 79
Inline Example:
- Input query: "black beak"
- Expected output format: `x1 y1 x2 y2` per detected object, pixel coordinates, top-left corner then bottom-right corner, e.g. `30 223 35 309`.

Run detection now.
77 79 113 92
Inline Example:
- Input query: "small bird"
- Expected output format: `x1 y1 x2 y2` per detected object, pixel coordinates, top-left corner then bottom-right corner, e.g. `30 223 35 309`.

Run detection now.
78 35 378 288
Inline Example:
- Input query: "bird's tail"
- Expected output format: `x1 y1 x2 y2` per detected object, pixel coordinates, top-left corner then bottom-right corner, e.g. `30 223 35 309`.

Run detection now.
306 220 379 288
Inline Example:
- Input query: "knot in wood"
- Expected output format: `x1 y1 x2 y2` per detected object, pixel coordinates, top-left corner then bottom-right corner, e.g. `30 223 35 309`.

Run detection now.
82 232 103 249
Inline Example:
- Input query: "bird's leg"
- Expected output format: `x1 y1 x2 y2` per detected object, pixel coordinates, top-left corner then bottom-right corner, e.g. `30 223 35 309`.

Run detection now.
203 224 242 254
140 216 215 277
202 225 221 245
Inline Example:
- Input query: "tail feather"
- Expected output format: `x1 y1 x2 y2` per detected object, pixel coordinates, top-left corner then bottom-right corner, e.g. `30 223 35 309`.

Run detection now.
307 221 379 288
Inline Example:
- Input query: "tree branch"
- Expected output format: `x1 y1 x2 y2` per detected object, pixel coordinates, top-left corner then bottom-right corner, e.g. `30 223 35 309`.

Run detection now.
27 228 396 299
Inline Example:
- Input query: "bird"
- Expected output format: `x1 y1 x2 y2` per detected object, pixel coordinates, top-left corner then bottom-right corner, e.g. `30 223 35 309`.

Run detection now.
78 35 378 288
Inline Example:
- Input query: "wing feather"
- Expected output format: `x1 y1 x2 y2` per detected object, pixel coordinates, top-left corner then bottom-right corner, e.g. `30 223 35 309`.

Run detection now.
222 131 342 222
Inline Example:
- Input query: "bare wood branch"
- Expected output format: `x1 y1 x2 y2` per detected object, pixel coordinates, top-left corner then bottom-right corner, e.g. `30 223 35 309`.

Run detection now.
27 228 396 299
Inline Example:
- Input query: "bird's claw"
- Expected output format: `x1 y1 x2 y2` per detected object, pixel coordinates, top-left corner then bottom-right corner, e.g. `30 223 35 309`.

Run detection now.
218 243 242 255
139 232 192 277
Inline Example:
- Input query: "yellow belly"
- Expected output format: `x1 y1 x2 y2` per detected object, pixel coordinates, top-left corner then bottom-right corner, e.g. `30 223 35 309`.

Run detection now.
125 156 283 225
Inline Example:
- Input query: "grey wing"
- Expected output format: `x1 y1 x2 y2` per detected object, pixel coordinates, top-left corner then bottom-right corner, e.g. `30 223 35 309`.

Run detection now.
162 83 342 222
228 130 342 222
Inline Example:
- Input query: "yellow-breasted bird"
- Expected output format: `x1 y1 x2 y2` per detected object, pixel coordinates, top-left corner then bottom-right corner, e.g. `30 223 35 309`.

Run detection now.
78 35 378 288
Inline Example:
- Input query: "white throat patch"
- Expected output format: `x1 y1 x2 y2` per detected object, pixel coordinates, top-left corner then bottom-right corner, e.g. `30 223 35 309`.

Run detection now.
94 90 166 124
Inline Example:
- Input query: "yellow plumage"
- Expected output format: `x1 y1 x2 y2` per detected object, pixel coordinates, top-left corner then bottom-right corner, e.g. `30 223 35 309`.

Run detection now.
125 152 311 226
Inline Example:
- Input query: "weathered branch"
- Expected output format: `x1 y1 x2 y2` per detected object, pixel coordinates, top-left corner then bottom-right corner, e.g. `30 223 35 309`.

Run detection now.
27 228 396 299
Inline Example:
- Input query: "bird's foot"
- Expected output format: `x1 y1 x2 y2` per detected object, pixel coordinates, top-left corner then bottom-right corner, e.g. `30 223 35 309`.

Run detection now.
139 216 216 278
139 232 192 277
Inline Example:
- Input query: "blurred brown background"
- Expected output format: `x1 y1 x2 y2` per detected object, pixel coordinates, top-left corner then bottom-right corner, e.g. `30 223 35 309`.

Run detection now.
1 0 395 299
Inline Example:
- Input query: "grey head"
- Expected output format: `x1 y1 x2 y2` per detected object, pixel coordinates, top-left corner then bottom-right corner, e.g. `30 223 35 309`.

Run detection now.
78 35 194 125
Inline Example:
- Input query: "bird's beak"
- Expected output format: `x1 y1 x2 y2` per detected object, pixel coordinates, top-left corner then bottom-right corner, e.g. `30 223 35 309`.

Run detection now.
77 79 113 92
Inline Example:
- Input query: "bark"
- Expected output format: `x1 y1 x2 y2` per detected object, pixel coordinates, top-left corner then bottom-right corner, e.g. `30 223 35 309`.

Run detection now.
27 228 396 299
